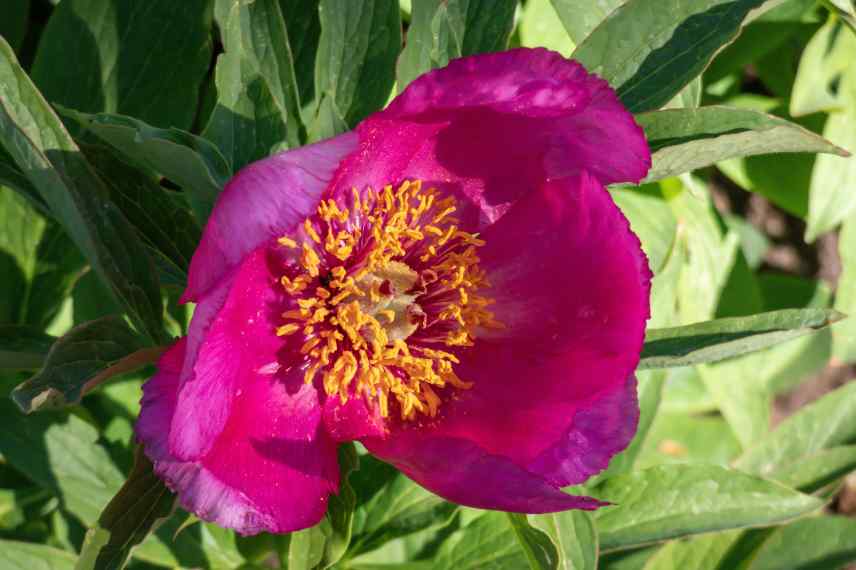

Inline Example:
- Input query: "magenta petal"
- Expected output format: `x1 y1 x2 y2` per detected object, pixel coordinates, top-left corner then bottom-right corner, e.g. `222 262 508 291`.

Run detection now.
184 132 358 302
366 172 648 503
364 434 604 512
329 48 649 227
322 397 386 442
170 248 283 460
138 341 339 535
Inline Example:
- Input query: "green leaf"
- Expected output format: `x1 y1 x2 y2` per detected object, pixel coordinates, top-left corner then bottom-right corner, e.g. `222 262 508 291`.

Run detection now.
636 106 846 183
612 185 678 274
0 399 125 526
350 472 457 557
11 316 160 413
638 412 741 468
63 110 231 224
309 0 401 141
0 324 54 370
833 211 856 363
592 464 823 552
31 0 213 130
790 18 856 117
773 445 856 492
735 381 856 475
530 510 598 570
0 184 44 323
24 221 86 328
434 511 531 569
643 531 742 570
81 143 202 283
0 0 29 53
638 308 842 369
506 513 560 569
289 443 359 569
828 0 856 31
280 0 322 112
806 88 856 241
0 145 49 214
76 447 176 570
520 0 575 57
395 0 516 91
748 516 856 570
573 0 767 113
0 540 76 570
549 0 624 44
0 38 165 343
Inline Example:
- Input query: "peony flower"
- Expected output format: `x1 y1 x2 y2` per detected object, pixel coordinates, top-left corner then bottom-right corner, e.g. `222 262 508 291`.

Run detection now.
136 48 652 535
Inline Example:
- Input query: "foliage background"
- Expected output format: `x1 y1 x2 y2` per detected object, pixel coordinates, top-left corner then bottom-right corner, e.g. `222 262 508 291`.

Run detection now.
1 0 856 569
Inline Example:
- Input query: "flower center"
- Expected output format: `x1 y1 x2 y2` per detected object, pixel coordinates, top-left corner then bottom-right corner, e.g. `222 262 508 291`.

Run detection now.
274 180 501 421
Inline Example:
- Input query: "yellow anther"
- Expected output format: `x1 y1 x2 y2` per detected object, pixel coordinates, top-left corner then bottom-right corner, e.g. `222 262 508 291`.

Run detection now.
278 236 298 248
304 219 321 243
276 323 300 336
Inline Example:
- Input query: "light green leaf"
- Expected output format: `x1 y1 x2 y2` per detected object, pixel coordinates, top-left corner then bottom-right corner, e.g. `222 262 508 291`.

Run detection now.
435 511 530 569
0 324 54 370
663 76 703 109
63 110 231 224
611 185 678 274
549 0 624 44
76 447 176 570
11 316 159 413
0 39 164 343
593 464 823 552
833 212 856 362
828 0 856 31
748 516 856 570
736 381 856 475
643 531 742 570
31 0 212 130
0 399 125 526
806 82 856 241
639 309 841 370
309 0 401 141
637 106 845 183
573 0 767 112
395 0 516 91
790 18 856 117
0 540 76 570
520 0 575 56
531 510 598 570
507 513 560 570
638 412 741 468
773 445 856 492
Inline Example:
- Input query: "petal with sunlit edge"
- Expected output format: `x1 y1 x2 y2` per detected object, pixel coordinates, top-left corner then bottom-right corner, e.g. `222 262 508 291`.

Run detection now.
137 48 652 535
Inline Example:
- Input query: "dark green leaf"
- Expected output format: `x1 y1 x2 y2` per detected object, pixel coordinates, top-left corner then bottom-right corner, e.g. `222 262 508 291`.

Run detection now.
573 0 767 113
308 0 401 141
0 145 49 214
81 143 202 283
0 0 29 53
31 0 213 130
749 516 856 570
0 540 76 570
639 308 842 369
0 39 165 343
0 324 55 370
0 399 125 526
289 443 359 569
396 0 516 91
531 510 598 570
63 109 231 224
11 316 159 413
280 0 322 111
592 464 823 552
77 447 176 570
24 221 86 328
736 381 856 475
637 106 846 183
350 472 457 557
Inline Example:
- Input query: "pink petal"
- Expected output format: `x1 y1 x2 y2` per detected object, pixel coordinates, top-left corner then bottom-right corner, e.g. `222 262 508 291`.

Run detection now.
329 48 649 226
364 434 604 513
364 172 649 505
170 248 287 460
138 340 339 535
184 132 358 303
322 396 386 442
